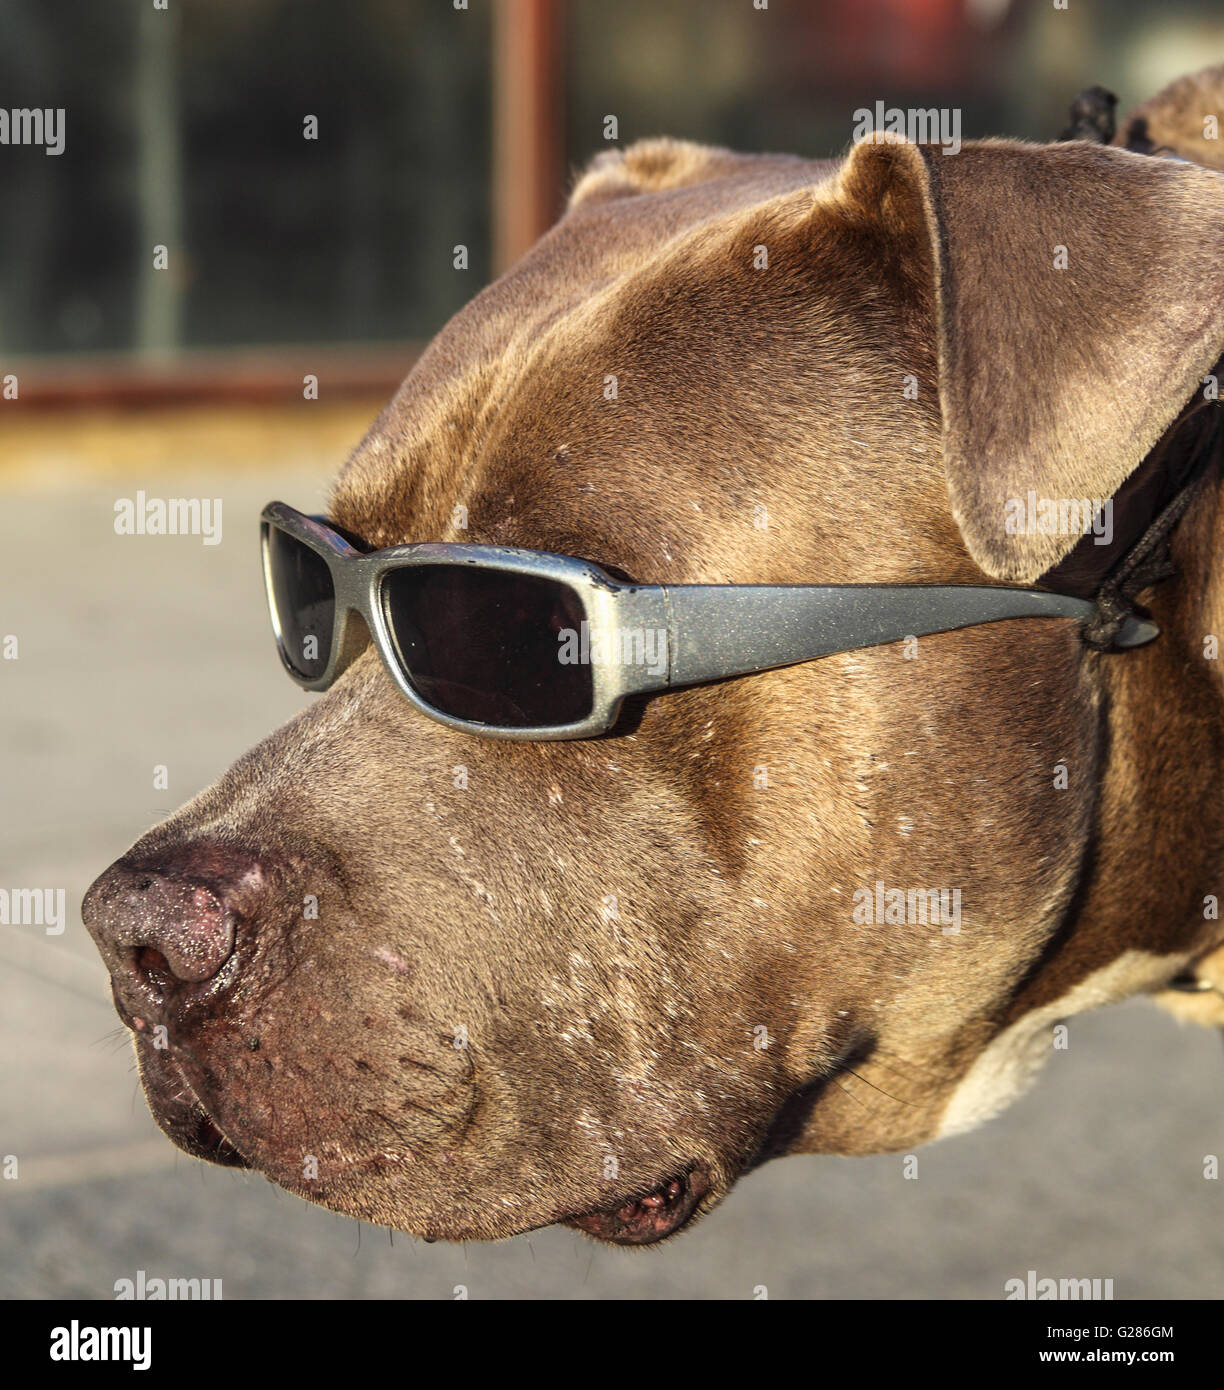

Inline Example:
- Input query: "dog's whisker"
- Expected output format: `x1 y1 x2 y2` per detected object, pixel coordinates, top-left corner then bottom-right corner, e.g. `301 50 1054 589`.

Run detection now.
837 1065 915 1109
92 1026 132 1054
863 1049 946 1091
828 1076 874 1114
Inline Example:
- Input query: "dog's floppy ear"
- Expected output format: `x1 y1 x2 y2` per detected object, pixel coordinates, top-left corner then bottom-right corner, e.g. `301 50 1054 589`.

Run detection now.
837 138 1224 581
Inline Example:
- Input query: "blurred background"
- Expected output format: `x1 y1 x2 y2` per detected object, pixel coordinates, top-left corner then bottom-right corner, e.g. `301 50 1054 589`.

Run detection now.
3 0 1224 1299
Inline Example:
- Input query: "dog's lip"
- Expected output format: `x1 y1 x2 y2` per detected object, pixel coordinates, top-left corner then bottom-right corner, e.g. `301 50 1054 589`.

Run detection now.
182 1106 249 1168
564 1166 711 1245
136 1047 251 1169
151 1089 250 1169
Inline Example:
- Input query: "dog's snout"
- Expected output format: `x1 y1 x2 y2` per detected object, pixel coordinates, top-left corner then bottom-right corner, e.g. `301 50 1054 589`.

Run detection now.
83 851 256 1015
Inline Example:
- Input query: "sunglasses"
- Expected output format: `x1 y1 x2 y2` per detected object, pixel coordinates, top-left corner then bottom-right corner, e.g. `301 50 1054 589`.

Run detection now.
260 501 1157 741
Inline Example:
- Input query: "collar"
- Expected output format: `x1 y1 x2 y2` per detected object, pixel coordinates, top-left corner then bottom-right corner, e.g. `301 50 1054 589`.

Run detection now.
1038 389 1224 649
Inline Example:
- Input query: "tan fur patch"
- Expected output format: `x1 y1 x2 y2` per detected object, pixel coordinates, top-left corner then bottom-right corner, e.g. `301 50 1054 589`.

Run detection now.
939 952 1191 1138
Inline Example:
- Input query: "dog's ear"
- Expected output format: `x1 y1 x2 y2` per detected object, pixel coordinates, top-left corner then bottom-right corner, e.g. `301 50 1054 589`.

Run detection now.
836 138 1224 581
569 138 758 208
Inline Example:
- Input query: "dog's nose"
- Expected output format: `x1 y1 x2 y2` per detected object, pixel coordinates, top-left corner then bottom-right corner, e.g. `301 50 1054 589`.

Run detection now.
83 851 257 1016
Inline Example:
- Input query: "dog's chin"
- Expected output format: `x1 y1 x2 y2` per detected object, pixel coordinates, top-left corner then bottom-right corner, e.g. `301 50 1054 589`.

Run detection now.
136 1040 712 1245
564 1167 711 1246
137 1053 249 1169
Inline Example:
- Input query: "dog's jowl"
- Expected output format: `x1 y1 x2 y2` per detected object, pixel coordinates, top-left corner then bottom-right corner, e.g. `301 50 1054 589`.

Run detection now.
83 65 1224 1244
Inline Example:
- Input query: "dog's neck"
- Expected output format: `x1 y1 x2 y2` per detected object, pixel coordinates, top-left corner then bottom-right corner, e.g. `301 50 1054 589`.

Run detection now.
992 420 1224 1028
1092 440 1224 987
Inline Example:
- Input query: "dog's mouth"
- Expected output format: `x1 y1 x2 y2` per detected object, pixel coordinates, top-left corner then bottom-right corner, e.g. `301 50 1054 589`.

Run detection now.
151 1090 249 1169
136 1049 250 1169
185 1109 248 1167
135 1024 711 1244
564 1167 710 1245
153 1049 708 1244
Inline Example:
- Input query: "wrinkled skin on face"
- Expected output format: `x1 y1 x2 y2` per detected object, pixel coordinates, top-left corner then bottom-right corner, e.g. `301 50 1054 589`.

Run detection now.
85 70 1224 1244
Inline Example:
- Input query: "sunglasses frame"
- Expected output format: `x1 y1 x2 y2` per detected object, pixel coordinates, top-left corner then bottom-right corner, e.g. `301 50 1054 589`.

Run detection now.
261 501 1156 742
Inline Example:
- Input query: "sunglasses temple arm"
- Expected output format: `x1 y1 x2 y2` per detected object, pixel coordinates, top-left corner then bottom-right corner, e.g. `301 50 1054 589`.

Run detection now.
630 584 1119 692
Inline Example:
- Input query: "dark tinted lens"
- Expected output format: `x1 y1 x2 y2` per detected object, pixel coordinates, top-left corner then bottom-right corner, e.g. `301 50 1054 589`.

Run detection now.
265 525 335 680
381 566 593 727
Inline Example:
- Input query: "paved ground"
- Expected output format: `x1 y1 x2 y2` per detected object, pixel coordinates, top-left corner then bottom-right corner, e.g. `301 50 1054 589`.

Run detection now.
2 463 1223 1300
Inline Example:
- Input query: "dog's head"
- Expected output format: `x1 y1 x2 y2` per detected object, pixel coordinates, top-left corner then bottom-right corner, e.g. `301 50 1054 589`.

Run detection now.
84 71 1224 1244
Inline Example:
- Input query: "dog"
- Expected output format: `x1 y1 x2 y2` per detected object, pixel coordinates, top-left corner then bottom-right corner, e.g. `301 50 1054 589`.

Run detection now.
83 65 1224 1246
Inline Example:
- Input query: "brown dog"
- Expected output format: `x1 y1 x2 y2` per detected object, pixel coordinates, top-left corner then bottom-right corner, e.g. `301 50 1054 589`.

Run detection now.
83 67 1224 1245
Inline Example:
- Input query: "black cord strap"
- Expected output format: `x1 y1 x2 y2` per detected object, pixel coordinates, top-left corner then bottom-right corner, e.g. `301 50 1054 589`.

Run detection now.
1081 450 1216 649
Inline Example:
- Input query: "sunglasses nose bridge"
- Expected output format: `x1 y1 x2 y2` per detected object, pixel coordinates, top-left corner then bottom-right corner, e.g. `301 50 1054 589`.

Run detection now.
321 551 379 658
331 603 374 674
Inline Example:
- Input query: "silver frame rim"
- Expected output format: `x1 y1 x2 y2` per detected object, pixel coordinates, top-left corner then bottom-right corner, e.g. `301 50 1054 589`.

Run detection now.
261 501 644 741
